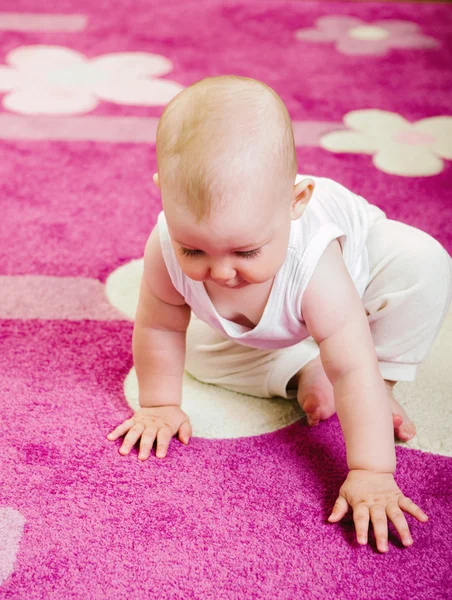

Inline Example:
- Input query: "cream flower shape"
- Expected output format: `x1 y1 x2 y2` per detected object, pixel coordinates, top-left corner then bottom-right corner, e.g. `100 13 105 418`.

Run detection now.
320 110 452 176
0 507 26 585
0 45 184 114
103 257 452 453
295 16 439 56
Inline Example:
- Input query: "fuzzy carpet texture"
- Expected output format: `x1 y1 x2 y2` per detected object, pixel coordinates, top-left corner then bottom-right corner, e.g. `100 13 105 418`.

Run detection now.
0 1 451 599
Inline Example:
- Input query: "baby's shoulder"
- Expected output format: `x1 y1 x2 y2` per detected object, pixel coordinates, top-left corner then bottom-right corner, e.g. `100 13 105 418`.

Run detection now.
142 225 185 306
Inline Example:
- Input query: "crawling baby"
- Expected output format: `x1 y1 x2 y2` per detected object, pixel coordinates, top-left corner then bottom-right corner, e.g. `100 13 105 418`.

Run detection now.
107 75 451 552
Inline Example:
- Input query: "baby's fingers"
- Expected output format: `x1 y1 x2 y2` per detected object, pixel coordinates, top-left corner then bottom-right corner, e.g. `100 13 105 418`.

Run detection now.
386 502 413 547
370 505 389 553
352 505 370 546
106 418 135 441
155 425 173 459
138 428 158 461
178 420 192 445
398 496 428 523
328 496 349 523
119 423 145 456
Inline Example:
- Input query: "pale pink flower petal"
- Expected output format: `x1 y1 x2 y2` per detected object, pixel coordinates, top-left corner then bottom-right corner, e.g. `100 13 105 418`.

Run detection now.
316 15 363 34
89 52 173 79
431 140 452 161
415 116 452 160
6 44 86 71
320 130 377 154
373 20 420 34
336 36 391 56
388 33 440 50
0 507 26 585
344 109 411 135
95 76 184 106
0 45 183 115
295 17 440 56
4 87 97 115
321 109 451 177
392 130 435 146
0 66 22 91
374 145 444 177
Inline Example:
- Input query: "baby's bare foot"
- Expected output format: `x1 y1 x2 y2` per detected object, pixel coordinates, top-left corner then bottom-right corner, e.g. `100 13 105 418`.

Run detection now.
293 355 336 427
293 360 416 440
385 381 416 442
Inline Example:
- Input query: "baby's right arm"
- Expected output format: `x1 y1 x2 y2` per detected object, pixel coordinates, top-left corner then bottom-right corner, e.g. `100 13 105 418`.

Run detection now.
133 225 191 408
107 225 192 460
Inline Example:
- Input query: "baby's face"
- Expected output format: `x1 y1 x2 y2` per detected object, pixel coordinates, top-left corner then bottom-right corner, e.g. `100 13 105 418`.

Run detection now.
164 191 292 289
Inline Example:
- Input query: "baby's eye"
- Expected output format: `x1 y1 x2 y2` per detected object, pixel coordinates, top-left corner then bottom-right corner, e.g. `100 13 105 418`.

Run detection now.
179 247 203 258
179 247 261 259
236 248 261 259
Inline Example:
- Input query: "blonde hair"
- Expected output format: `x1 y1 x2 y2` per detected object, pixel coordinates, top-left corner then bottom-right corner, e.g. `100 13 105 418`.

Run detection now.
156 75 297 221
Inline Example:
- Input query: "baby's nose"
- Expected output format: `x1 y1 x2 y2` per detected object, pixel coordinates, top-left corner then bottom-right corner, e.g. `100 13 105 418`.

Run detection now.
210 261 237 281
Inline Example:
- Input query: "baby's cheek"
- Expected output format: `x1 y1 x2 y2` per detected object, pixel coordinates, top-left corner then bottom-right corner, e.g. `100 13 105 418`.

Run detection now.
243 261 276 284
257 252 285 281
181 261 207 282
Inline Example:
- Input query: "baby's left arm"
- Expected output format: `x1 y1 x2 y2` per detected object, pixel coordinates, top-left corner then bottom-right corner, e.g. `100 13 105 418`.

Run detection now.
302 240 428 551
302 239 395 473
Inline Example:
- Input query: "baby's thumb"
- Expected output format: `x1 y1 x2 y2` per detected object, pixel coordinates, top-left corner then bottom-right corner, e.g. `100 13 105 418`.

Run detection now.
328 496 348 522
178 420 192 445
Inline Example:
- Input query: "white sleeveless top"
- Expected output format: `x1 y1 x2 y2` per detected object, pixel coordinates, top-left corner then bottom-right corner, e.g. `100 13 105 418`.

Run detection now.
158 175 386 350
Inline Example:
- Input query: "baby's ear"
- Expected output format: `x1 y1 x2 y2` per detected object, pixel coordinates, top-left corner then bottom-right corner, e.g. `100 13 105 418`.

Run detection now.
291 178 315 219
153 173 160 188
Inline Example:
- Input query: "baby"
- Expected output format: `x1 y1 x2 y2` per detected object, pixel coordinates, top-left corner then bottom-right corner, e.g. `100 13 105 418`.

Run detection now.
107 76 451 552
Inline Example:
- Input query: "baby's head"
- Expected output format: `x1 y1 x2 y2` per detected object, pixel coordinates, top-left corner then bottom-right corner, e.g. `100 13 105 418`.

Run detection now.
154 75 314 289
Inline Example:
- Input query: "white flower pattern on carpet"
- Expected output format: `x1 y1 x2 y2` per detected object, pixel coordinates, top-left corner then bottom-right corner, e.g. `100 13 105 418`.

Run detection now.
0 45 184 114
320 110 452 176
0 507 26 585
295 16 440 56
104 259 452 455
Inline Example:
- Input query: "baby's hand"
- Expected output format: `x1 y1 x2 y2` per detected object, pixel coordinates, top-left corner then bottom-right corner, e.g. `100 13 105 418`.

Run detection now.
106 406 192 460
328 470 428 552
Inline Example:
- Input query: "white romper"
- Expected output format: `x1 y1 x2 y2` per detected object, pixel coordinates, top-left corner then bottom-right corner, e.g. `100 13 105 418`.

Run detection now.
158 175 451 397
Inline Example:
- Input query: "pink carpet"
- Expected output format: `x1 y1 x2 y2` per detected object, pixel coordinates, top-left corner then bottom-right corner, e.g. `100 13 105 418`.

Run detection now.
1 1 451 598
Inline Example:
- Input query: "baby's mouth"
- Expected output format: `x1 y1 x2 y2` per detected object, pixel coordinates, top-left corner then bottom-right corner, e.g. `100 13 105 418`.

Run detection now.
213 278 240 288
220 280 249 289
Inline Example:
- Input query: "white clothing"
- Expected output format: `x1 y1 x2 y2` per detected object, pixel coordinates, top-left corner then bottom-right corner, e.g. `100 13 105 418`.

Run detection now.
158 175 385 350
157 175 451 393
185 218 451 394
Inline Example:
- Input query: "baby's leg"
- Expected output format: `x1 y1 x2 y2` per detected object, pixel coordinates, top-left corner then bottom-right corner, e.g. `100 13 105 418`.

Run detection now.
384 380 416 441
185 315 320 399
290 356 417 439
288 356 335 426
363 218 451 440
185 313 425 438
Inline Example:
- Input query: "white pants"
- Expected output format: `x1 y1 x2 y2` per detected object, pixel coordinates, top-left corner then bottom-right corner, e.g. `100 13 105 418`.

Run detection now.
185 219 452 399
